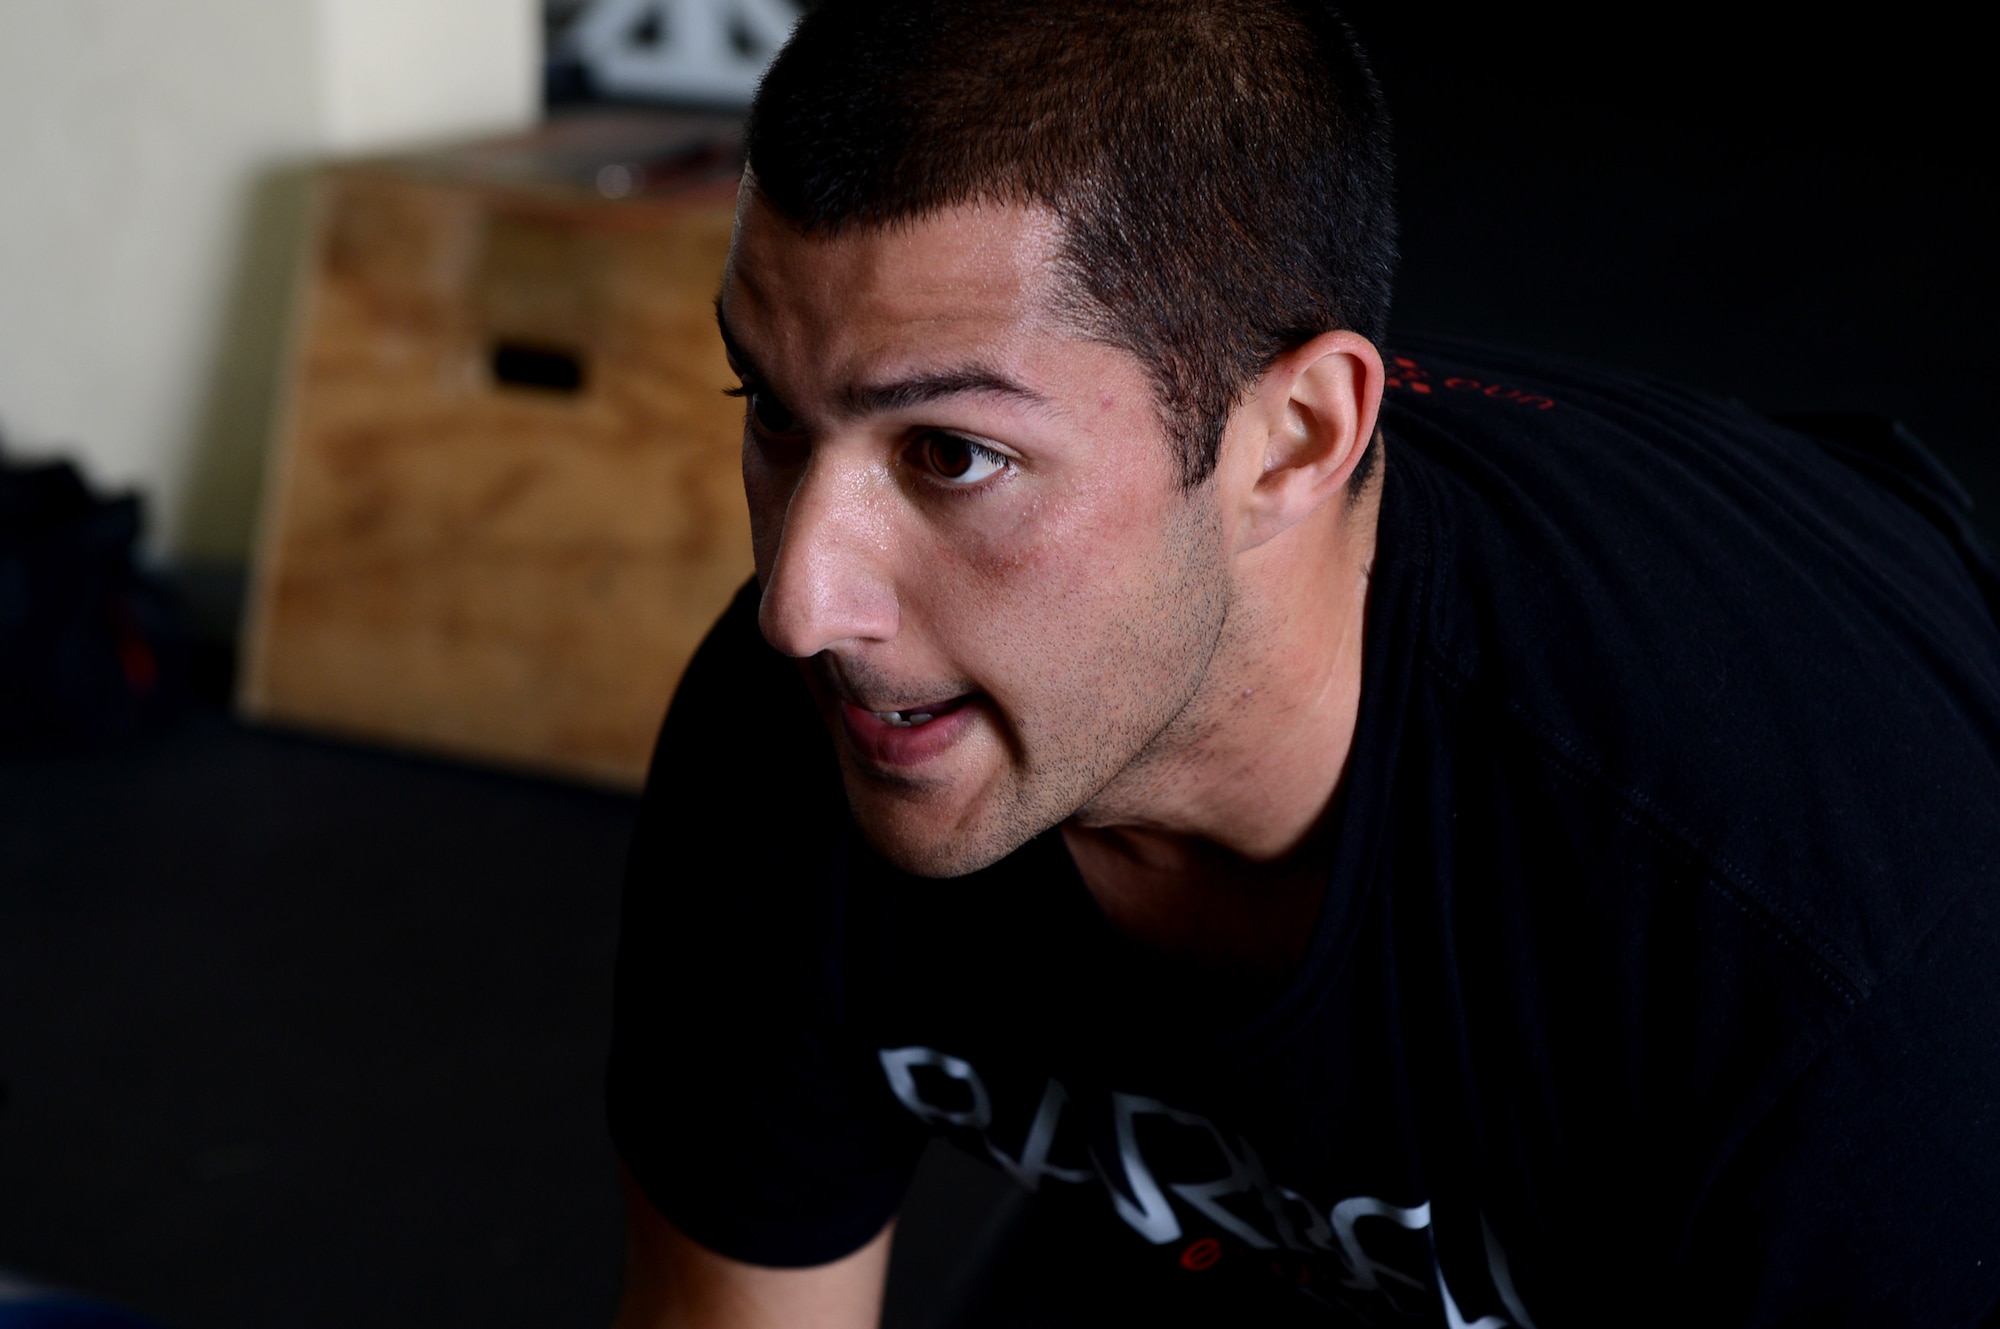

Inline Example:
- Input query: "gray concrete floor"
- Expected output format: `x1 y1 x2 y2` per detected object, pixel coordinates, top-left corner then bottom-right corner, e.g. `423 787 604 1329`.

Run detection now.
0 702 1016 1329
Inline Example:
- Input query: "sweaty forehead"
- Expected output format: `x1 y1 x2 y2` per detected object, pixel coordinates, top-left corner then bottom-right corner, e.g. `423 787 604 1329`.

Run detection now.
720 185 1073 368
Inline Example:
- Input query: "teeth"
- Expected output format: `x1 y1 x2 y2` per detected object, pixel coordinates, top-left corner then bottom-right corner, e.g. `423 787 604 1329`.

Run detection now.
874 710 936 728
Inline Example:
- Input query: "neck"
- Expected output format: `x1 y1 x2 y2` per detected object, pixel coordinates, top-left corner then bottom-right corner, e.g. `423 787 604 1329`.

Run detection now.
1060 451 1382 980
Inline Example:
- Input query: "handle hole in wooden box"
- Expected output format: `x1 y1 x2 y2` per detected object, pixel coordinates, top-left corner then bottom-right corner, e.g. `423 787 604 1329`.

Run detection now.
491 342 586 394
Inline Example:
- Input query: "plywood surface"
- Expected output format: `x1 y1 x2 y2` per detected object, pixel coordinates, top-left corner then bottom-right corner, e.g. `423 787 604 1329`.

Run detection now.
242 118 753 787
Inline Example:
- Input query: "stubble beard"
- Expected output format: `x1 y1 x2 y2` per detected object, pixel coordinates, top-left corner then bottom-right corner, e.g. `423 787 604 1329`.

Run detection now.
847 489 1235 879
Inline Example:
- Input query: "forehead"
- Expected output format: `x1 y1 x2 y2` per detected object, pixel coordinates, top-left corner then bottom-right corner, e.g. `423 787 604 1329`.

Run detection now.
719 187 1073 374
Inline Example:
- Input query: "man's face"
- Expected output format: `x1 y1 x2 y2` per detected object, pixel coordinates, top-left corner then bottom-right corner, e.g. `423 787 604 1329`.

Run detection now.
718 189 1235 877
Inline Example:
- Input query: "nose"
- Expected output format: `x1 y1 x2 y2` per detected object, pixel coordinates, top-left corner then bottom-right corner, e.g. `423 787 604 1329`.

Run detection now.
755 450 900 658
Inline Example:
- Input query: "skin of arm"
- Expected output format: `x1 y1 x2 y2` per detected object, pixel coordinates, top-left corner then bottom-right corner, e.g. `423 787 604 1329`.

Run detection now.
613 1166 896 1329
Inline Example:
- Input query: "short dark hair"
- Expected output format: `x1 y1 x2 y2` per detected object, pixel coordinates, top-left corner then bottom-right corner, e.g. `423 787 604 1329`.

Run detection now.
745 0 1396 486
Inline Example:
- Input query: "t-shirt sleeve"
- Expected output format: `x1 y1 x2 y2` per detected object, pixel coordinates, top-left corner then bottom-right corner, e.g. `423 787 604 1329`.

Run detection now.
606 580 928 1267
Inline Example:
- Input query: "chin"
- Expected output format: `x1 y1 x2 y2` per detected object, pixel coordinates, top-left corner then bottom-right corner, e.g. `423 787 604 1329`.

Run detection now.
843 777 1043 879
852 807 1025 879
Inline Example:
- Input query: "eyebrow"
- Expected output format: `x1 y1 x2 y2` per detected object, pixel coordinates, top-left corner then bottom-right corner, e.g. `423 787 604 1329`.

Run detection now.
843 368 1049 417
715 306 1051 420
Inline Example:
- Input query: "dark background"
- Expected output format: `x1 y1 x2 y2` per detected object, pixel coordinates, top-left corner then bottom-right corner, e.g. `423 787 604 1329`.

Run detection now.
1358 5 1998 528
2 9 1992 1328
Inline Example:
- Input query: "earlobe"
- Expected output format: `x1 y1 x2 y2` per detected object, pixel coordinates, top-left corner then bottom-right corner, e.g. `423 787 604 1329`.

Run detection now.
1235 331 1384 553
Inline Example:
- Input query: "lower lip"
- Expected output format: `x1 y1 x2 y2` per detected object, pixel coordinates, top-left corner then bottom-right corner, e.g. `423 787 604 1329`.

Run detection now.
838 696 979 769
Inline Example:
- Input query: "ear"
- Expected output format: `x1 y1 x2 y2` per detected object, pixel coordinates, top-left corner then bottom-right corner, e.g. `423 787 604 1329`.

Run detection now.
1228 330 1384 554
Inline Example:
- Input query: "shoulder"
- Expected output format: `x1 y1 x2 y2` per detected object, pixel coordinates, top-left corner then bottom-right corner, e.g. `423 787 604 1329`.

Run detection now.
630 579 845 894
641 577 835 803
616 578 850 1034
1376 338 2000 994
1365 346 2000 1316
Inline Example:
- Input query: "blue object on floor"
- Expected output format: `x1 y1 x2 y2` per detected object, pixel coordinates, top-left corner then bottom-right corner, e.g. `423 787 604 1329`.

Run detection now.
0 1272 164 1329
0 1309 164 1329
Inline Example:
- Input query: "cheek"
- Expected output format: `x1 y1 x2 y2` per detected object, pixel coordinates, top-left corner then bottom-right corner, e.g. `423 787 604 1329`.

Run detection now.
905 479 1176 660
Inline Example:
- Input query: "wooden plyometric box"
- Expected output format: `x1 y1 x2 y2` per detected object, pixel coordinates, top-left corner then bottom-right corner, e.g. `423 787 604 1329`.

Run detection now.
242 114 754 787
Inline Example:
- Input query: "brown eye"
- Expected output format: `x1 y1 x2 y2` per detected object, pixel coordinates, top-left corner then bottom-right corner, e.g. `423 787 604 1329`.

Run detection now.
750 391 797 435
930 435 973 478
913 432 1008 486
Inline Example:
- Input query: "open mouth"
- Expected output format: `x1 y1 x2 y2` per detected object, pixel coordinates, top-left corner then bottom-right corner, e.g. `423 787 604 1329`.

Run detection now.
866 694 973 728
820 668 983 769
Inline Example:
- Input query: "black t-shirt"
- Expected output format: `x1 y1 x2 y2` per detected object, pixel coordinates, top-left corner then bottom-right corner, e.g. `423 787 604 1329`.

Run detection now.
608 340 2000 1327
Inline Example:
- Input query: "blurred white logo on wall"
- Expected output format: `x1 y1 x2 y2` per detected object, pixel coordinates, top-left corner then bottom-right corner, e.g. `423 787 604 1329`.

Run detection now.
563 0 804 105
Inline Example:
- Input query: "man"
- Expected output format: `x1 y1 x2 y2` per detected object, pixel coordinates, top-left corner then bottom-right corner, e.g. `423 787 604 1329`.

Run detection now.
607 2 2000 1325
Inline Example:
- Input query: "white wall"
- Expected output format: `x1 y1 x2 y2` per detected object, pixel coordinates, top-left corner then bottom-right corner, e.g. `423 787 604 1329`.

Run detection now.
317 0 541 154
0 0 539 562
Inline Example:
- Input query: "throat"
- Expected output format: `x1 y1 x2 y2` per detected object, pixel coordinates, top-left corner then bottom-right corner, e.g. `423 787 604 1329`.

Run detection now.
1060 824 1333 995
